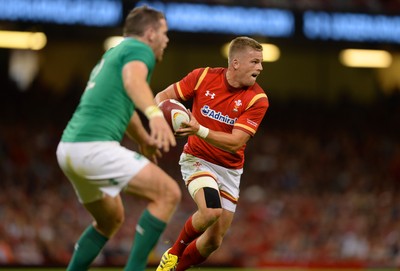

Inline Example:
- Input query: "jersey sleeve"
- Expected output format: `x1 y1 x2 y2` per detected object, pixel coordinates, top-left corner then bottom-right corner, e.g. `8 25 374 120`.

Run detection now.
234 93 269 136
121 43 155 77
174 67 208 101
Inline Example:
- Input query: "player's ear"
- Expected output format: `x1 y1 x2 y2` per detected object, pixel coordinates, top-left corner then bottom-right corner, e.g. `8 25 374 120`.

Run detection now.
147 27 156 42
232 59 239 70
143 26 155 43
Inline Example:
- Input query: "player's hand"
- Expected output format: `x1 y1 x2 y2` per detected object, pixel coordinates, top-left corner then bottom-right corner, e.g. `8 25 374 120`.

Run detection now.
175 110 199 137
148 116 176 152
139 142 162 164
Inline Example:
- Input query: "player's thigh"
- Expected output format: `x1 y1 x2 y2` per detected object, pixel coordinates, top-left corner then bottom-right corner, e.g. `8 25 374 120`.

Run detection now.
124 163 178 201
193 187 221 213
57 141 151 203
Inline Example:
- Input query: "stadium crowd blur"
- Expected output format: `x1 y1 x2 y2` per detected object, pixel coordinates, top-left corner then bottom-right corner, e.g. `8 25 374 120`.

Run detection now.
1 72 400 269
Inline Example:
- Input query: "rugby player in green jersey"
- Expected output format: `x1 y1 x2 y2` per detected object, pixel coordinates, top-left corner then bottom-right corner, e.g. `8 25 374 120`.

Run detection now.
56 5 181 271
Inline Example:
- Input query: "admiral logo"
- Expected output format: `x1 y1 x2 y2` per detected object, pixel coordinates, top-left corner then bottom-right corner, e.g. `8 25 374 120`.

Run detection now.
201 105 237 125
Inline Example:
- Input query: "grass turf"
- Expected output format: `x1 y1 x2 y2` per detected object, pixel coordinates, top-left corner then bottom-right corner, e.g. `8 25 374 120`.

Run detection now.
2 268 399 271
0 269 256 271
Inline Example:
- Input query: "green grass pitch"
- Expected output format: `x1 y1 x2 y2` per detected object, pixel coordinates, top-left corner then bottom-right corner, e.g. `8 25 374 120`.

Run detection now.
1 268 399 271
0 268 260 271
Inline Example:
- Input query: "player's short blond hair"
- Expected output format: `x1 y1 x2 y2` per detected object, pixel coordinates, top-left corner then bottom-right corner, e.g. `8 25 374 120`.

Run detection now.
228 36 263 64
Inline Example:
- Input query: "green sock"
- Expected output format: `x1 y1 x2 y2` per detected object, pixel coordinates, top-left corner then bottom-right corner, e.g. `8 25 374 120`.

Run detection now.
124 209 167 271
67 225 108 271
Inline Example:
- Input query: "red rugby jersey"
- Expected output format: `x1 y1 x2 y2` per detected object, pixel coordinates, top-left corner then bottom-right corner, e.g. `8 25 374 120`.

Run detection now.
174 67 269 169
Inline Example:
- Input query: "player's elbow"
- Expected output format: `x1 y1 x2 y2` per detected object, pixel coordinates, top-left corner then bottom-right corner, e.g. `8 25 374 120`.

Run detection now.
155 85 175 104
155 92 169 105
225 136 249 153
154 92 163 104
224 130 250 153
224 142 244 153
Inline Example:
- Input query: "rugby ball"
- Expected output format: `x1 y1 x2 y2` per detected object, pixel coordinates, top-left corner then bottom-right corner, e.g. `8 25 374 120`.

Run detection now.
158 99 190 132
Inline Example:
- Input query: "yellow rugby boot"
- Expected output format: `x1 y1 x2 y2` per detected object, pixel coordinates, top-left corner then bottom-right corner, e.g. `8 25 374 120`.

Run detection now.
156 248 178 271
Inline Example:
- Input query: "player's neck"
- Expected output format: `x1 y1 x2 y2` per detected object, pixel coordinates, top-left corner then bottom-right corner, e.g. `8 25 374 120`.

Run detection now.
225 69 241 89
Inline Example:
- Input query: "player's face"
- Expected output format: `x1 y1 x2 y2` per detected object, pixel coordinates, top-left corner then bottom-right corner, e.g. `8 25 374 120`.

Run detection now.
237 48 263 87
153 19 169 62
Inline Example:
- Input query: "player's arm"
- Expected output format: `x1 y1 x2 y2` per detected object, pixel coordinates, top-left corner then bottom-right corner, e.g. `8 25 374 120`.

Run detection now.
176 112 250 153
122 61 176 152
183 94 268 153
154 84 178 104
125 110 149 144
125 111 162 163
155 67 202 104
202 128 250 153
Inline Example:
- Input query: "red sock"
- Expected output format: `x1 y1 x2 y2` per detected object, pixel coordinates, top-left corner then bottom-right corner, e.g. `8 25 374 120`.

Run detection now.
176 239 207 271
170 215 202 257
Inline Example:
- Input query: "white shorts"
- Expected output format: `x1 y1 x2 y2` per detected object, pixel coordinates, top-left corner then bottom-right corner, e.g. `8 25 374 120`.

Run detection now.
179 153 243 212
56 141 149 203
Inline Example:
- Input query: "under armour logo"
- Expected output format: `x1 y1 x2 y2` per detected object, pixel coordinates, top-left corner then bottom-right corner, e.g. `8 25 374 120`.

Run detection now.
205 90 215 99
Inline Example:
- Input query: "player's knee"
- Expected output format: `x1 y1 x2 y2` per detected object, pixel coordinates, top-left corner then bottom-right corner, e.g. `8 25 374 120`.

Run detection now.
161 177 181 207
201 233 224 254
207 234 224 251
95 212 124 237
168 180 181 205
199 207 222 226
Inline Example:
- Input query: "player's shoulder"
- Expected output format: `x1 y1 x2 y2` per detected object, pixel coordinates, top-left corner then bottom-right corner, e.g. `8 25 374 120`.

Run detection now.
250 83 267 96
207 67 225 74
191 67 224 77
186 67 224 88
248 83 269 106
120 38 148 48
116 38 153 57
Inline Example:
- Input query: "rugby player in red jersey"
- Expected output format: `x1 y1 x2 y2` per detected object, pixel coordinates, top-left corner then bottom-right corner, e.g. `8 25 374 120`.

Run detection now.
155 36 269 270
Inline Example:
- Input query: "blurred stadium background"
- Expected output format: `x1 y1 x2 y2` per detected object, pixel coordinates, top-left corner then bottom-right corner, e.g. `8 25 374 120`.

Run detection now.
1 0 400 269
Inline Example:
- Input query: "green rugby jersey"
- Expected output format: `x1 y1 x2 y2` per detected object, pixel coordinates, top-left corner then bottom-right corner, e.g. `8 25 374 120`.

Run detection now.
61 38 155 142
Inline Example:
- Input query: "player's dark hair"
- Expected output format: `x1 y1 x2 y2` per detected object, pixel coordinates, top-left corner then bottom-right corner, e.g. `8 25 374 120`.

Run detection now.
123 5 165 37
228 36 263 62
